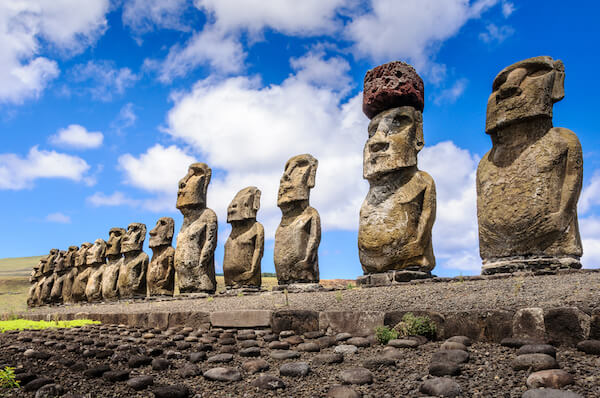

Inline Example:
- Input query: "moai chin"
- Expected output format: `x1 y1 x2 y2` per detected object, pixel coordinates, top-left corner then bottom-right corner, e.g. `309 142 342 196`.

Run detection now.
147 217 176 296
71 242 92 302
174 163 218 294
223 187 264 289
61 245 79 304
102 228 125 300
477 56 583 274
39 248 59 305
358 61 436 277
274 154 321 285
49 250 67 304
85 239 107 302
117 223 149 298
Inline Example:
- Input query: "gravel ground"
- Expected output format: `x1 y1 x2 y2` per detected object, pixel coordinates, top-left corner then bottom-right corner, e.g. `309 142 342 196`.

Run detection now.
1 324 598 398
23 270 600 316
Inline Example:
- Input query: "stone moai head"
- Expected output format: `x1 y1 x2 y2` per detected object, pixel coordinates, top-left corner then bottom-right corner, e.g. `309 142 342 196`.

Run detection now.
86 239 107 265
53 250 67 273
65 246 79 269
106 228 126 257
149 217 174 248
486 56 565 134
277 154 318 207
34 256 46 278
121 223 146 253
362 61 425 180
75 243 92 268
176 163 211 210
42 249 59 274
228 186 261 222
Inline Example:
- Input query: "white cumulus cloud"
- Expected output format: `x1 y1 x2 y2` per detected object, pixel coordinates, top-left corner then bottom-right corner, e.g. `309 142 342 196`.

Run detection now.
45 212 71 224
71 61 138 101
49 124 103 149
0 146 90 190
0 0 110 104
479 23 514 44
122 0 191 34
434 78 469 105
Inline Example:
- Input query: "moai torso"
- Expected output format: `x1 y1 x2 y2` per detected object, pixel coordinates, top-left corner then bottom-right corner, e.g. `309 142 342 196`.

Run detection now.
476 56 583 273
49 251 67 304
147 217 176 296
27 258 44 307
118 223 149 298
85 239 106 302
174 163 217 294
39 249 58 304
274 155 321 284
223 187 264 288
61 246 79 304
358 62 436 275
101 228 124 300
72 243 92 302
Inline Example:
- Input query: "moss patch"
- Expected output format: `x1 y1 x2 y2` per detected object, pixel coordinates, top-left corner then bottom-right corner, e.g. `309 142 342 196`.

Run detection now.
0 319 99 332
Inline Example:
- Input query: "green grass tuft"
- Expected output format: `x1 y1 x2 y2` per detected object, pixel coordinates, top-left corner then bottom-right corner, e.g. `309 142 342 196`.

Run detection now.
0 319 99 333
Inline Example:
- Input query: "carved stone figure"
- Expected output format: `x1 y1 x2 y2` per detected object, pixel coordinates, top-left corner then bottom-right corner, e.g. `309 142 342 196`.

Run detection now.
223 187 264 288
358 61 436 275
274 154 321 284
39 249 59 305
147 217 175 296
102 228 125 300
61 246 79 304
174 163 218 294
117 223 149 298
477 56 583 274
85 239 107 302
71 242 92 302
27 257 45 307
49 250 67 304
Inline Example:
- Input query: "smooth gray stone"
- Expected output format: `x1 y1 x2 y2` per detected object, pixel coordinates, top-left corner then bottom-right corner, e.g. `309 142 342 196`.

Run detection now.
512 354 559 371
280 362 310 377
420 377 461 397
251 374 286 390
522 389 583 398
270 350 300 360
126 375 154 390
338 368 373 385
203 367 242 382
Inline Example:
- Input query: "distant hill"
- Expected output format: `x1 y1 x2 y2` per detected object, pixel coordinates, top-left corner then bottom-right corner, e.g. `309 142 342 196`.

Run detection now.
0 256 43 277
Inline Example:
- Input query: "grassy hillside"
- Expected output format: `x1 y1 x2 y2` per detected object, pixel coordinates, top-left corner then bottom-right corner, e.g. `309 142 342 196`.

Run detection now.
0 256 42 277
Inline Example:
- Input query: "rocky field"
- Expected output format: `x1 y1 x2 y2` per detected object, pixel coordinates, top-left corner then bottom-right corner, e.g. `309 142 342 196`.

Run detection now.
1 323 599 398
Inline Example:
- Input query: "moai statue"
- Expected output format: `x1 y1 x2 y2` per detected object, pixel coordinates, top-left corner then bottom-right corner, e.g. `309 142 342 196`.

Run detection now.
61 246 79 304
39 249 59 305
223 187 264 289
358 61 436 279
85 239 107 302
71 242 92 302
101 228 125 301
477 56 583 274
117 223 149 298
274 154 321 285
49 250 67 304
27 257 45 307
147 217 175 296
174 163 218 294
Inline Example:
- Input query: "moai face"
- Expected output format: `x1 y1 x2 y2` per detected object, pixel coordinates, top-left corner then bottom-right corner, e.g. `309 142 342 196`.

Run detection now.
53 250 66 273
149 217 174 248
363 106 424 180
106 228 126 257
34 257 46 278
277 154 318 206
86 239 107 265
42 249 59 274
75 243 92 268
121 223 146 253
65 246 78 269
228 187 261 222
486 56 565 134
176 163 211 210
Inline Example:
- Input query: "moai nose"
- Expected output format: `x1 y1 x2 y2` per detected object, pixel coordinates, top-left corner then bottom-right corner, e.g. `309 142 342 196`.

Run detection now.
370 141 389 153
497 67 527 101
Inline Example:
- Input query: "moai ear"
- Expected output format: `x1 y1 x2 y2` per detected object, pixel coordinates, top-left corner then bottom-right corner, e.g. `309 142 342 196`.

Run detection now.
307 158 318 189
202 167 212 198
414 110 425 152
252 189 261 212
552 60 565 103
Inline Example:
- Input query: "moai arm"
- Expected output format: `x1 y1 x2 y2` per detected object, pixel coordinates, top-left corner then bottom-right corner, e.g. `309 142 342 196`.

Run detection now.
302 210 321 267
556 128 583 227
414 175 436 249
199 211 218 267
241 223 264 281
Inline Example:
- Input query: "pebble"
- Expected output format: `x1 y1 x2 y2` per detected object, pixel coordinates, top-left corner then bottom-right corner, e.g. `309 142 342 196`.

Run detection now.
271 350 300 360
203 367 242 382
336 333 352 342
239 340 259 348
501 338 543 348
361 357 396 370
512 354 559 371
431 350 469 364
318 336 337 348
298 342 321 352
335 345 358 355
388 339 419 349
440 341 467 351
179 363 201 378
152 385 190 398
34 383 63 398
576 340 600 355
242 359 270 374
429 362 461 376
420 377 461 397
382 347 403 360
312 353 344 365
23 349 51 360
284 335 304 345
280 362 310 377
83 364 111 378
24 377 54 392
128 355 152 368
269 341 290 350
327 385 362 398
207 353 234 363
127 375 154 390
526 369 575 389
446 336 472 346
521 389 583 398
517 344 557 358
338 368 373 385
189 352 207 363
240 347 261 357
346 337 370 347
304 331 325 339
102 370 130 382
280 330 295 337
251 374 286 390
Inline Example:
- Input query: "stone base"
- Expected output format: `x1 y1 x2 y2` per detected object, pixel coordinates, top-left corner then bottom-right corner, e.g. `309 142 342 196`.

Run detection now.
272 283 323 293
219 287 266 296
357 270 433 287
482 255 581 275
176 292 210 299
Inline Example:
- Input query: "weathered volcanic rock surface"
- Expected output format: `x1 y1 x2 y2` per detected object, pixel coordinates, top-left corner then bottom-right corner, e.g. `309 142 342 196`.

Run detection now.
1 324 598 397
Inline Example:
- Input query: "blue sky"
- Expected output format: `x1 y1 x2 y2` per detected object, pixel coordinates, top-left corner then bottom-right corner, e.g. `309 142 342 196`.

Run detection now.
1 0 600 279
